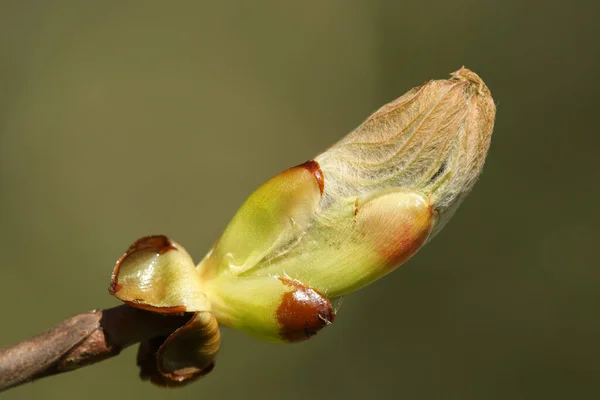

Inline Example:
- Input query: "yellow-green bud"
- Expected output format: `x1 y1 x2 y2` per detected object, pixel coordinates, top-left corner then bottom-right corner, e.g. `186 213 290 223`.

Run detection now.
109 67 496 386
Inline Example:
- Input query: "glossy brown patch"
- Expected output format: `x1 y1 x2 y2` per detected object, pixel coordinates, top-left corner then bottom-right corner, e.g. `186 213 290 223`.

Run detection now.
276 277 335 342
109 235 177 296
297 160 325 195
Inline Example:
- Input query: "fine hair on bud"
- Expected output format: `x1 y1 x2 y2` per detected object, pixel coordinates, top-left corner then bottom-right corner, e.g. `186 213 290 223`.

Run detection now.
316 67 496 236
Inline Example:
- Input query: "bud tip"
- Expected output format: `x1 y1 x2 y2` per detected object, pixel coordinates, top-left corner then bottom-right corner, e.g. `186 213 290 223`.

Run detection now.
450 66 491 97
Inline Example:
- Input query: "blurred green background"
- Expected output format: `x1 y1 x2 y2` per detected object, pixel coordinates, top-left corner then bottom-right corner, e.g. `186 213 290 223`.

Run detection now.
1 1 599 399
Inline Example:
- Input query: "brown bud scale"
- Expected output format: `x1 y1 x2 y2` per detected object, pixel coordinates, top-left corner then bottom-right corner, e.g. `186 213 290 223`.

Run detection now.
276 277 334 342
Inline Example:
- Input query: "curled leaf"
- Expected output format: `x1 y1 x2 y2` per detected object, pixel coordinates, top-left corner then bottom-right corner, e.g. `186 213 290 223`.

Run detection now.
137 311 220 387
110 236 220 386
110 235 209 313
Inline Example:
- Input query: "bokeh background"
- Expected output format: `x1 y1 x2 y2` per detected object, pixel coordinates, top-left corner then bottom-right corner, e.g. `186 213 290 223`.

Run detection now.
1 1 599 399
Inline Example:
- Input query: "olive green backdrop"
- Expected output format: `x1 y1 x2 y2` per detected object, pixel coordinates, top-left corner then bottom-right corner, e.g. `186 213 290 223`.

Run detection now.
1 1 599 399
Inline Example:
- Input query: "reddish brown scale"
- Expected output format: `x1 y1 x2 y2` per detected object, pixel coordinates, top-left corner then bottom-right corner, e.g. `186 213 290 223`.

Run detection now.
276 277 335 342
359 193 435 272
127 235 177 255
297 160 325 195
109 235 177 295
379 216 433 270
385 229 430 269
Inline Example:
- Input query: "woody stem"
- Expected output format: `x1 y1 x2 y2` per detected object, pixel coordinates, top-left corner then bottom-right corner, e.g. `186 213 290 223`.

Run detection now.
0 304 190 392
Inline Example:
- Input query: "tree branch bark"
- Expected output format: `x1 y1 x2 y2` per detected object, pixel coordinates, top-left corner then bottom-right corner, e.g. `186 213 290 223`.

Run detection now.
0 305 190 392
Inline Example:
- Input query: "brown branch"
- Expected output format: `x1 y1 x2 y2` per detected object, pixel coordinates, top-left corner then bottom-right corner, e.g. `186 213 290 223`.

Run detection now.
0 305 190 392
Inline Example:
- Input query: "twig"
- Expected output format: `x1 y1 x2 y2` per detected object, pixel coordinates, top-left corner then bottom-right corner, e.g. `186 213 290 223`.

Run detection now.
0 305 190 392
